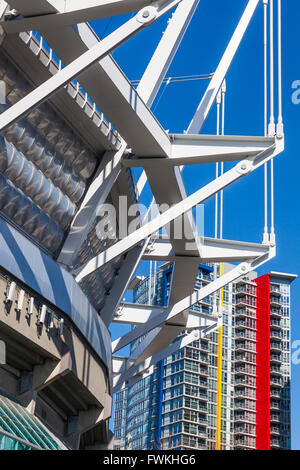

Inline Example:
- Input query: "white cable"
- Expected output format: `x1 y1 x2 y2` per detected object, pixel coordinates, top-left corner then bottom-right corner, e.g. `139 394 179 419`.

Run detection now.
131 73 213 85
148 260 152 305
270 158 275 244
269 0 276 244
277 0 283 136
263 0 269 244
213 90 221 313
268 0 275 136
215 90 221 239
220 80 226 240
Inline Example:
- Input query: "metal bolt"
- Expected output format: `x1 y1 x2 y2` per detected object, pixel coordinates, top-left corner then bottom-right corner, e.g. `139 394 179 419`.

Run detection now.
142 10 150 18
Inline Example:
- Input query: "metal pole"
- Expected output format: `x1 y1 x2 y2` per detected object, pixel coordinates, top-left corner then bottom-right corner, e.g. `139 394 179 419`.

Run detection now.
268 0 275 136
263 0 269 244
277 0 283 136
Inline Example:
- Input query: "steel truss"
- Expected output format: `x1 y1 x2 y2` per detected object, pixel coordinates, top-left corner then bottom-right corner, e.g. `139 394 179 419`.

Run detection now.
0 0 283 391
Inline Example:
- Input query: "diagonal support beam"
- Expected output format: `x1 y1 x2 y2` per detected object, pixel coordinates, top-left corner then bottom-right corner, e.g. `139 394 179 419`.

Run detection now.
1 1 154 32
137 0 200 108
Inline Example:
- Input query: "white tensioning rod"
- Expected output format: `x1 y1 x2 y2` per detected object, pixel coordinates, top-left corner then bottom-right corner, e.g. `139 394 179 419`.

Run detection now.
277 0 283 136
269 0 276 244
263 0 269 244
268 0 275 136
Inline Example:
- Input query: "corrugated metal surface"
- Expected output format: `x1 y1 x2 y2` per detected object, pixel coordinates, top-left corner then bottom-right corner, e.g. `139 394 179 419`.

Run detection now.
0 36 137 322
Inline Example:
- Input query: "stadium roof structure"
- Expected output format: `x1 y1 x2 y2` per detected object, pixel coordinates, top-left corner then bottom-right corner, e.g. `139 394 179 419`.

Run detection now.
0 0 284 393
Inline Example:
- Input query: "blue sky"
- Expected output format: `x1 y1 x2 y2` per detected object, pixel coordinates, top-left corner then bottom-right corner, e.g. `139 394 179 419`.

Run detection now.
92 0 300 448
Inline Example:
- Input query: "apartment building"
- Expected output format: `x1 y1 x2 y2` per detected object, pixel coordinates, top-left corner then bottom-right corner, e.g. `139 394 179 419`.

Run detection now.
113 264 296 450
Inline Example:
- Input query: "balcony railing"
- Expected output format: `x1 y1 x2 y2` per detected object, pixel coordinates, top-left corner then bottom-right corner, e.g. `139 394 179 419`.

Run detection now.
270 297 282 306
270 353 282 363
270 284 281 295
270 377 282 387
235 366 256 376
270 439 280 448
270 308 281 317
270 343 282 351
270 414 280 422
270 319 282 329
270 330 282 340
270 388 282 398
271 365 281 374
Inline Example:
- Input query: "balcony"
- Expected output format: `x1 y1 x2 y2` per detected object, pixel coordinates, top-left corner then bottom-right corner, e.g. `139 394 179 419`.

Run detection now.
235 364 256 376
235 376 256 387
270 284 281 297
270 377 283 388
234 413 255 424
270 297 282 308
234 425 255 437
270 413 280 423
235 388 255 399
270 319 282 329
235 331 254 340
235 308 256 319
235 341 256 353
270 439 281 448
270 402 281 411
235 298 256 309
270 365 281 375
235 319 256 331
235 354 255 365
234 401 255 412
270 353 282 364
270 342 282 352
270 388 282 398
270 330 282 341
270 308 281 318
234 438 256 449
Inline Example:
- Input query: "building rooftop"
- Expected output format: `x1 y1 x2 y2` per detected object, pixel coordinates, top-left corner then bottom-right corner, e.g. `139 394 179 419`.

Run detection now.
269 271 298 283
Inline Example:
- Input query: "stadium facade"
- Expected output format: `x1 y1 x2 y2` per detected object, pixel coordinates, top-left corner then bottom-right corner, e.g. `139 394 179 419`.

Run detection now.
114 264 296 450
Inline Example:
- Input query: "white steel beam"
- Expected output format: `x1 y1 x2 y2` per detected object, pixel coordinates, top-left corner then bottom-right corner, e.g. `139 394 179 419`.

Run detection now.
1 1 154 32
113 303 167 325
143 237 271 262
187 0 260 134
75 140 281 282
123 135 276 167
137 0 200 108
